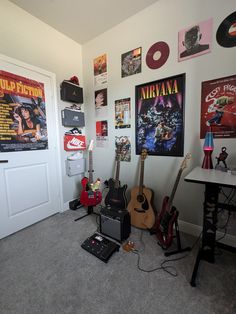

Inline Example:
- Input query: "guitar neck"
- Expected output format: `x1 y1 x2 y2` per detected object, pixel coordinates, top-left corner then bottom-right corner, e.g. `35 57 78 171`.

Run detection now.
114 159 120 189
168 168 183 209
138 159 145 195
88 150 94 183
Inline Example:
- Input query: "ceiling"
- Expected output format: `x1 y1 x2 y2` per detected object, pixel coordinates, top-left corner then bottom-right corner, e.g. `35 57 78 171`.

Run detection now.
9 0 158 44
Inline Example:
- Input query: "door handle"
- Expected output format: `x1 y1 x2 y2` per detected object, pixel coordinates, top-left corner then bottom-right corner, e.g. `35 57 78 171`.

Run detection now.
0 160 8 163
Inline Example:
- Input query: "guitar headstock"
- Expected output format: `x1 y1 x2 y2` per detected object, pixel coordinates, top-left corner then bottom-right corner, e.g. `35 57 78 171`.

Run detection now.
141 149 148 161
88 140 94 151
180 153 191 170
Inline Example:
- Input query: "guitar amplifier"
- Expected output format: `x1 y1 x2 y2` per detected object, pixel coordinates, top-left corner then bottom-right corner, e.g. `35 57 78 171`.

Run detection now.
100 207 131 242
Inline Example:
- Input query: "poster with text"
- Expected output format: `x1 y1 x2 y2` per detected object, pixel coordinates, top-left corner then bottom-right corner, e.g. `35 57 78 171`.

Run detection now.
0 70 48 152
96 120 108 147
94 54 108 87
135 73 185 156
115 98 131 129
200 75 236 139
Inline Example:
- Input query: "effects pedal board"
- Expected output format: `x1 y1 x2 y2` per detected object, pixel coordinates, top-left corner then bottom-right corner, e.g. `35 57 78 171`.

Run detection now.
81 233 120 263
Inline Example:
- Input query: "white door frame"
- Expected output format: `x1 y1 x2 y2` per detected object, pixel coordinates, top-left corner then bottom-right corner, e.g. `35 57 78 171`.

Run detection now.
0 53 63 212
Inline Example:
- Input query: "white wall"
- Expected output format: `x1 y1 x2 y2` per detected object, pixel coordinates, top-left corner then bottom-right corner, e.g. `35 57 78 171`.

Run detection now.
0 0 84 209
82 0 236 236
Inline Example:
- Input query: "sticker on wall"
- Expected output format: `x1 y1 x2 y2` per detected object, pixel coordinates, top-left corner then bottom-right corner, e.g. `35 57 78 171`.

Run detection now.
178 18 212 62
216 11 236 48
0 70 48 152
115 136 131 162
95 88 107 117
121 47 142 77
93 54 107 87
200 74 236 139
146 41 169 69
96 120 108 147
115 98 131 129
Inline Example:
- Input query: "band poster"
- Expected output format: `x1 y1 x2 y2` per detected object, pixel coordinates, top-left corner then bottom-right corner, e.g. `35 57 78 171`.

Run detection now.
135 73 185 156
95 88 108 117
121 47 142 78
0 70 48 152
115 98 131 129
115 136 131 162
96 120 108 147
93 54 108 88
200 75 236 139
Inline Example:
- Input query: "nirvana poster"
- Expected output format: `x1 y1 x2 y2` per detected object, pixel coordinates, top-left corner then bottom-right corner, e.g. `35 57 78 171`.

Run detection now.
200 75 236 139
0 70 48 152
135 73 185 156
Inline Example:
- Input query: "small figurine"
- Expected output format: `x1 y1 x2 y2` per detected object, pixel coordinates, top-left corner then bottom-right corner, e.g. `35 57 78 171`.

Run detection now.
215 147 228 169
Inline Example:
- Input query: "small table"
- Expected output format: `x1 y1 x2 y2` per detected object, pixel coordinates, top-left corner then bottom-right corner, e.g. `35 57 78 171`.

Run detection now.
184 166 236 287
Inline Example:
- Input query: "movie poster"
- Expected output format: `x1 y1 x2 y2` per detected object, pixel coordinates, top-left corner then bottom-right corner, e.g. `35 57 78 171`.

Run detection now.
200 75 236 139
121 47 142 78
96 120 108 147
135 73 185 156
93 54 107 87
115 98 131 129
0 70 48 152
115 136 131 162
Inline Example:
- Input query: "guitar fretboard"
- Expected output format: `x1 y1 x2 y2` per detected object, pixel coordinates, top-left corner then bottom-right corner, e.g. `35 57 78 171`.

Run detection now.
88 150 94 184
138 158 145 195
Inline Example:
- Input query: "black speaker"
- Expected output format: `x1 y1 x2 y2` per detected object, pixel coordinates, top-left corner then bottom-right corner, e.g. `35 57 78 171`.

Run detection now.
100 207 131 242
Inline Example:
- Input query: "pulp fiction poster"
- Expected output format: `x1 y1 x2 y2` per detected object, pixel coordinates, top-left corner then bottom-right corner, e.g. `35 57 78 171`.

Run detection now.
135 73 185 156
200 75 236 138
0 70 48 152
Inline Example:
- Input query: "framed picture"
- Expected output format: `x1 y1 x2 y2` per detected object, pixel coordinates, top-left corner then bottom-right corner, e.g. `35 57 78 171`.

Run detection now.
135 73 185 156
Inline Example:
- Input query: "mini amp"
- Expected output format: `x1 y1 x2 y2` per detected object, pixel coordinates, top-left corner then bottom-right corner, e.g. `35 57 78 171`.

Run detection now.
100 207 131 242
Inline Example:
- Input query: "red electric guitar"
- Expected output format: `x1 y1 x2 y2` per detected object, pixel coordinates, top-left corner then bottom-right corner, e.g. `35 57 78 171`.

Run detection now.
80 140 102 207
154 153 191 249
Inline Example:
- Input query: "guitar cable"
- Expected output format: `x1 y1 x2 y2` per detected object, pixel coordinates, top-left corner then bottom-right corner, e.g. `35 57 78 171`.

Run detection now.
130 231 203 277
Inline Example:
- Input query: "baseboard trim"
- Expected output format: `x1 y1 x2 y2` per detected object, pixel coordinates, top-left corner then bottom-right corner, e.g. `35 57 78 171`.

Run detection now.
178 220 236 249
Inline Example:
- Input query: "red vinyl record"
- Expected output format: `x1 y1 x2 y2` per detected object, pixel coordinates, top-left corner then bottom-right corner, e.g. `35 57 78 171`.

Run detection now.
216 11 236 47
146 41 170 69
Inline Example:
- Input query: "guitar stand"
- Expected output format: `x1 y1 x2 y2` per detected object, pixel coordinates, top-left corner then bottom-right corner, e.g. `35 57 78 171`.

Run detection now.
164 220 191 257
74 206 99 221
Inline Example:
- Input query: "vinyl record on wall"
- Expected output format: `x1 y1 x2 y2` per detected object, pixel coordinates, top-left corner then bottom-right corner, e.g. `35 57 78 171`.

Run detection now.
146 41 170 69
216 11 236 47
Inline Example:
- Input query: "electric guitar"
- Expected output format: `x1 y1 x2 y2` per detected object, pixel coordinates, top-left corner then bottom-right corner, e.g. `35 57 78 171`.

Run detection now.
154 153 191 249
104 145 128 209
80 140 102 207
127 149 155 229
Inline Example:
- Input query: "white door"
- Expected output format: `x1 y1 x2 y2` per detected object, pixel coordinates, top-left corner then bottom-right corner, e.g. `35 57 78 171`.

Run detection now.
0 55 61 239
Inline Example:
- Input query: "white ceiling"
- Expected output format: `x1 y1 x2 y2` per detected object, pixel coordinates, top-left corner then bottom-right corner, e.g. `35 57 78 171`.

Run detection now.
9 0 158 44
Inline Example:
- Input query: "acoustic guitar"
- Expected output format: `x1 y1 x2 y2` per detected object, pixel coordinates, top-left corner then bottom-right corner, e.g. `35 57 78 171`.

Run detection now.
104 145 128 209
127 149 155 229
80 140 102 207
154 153 191 249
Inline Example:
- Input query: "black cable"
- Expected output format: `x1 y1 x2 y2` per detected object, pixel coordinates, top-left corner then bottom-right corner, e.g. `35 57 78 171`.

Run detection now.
131 231 202 277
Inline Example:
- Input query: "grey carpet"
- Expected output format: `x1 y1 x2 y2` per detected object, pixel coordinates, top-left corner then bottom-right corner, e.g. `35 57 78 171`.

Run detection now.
0 209 235 314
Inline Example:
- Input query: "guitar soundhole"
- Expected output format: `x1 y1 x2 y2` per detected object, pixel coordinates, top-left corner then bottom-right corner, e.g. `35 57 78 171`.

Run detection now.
137 194 144 203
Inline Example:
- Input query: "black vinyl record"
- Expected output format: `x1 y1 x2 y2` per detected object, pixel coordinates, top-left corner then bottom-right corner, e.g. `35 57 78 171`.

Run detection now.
146 41 170 69
216 11 236 47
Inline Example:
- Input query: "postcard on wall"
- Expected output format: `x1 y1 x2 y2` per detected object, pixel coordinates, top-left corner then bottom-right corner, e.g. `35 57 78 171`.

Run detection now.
96 120 108 147
178 18 213 62
200 74 236 139
115 136 131 162
94 54 108 87
135 73 185 156
0 70 48 152
115 98 131 129
95 88 108 117
121 47 142 78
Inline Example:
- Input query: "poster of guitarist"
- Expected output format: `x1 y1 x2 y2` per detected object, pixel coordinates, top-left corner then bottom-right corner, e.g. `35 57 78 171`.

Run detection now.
201 75 236 138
